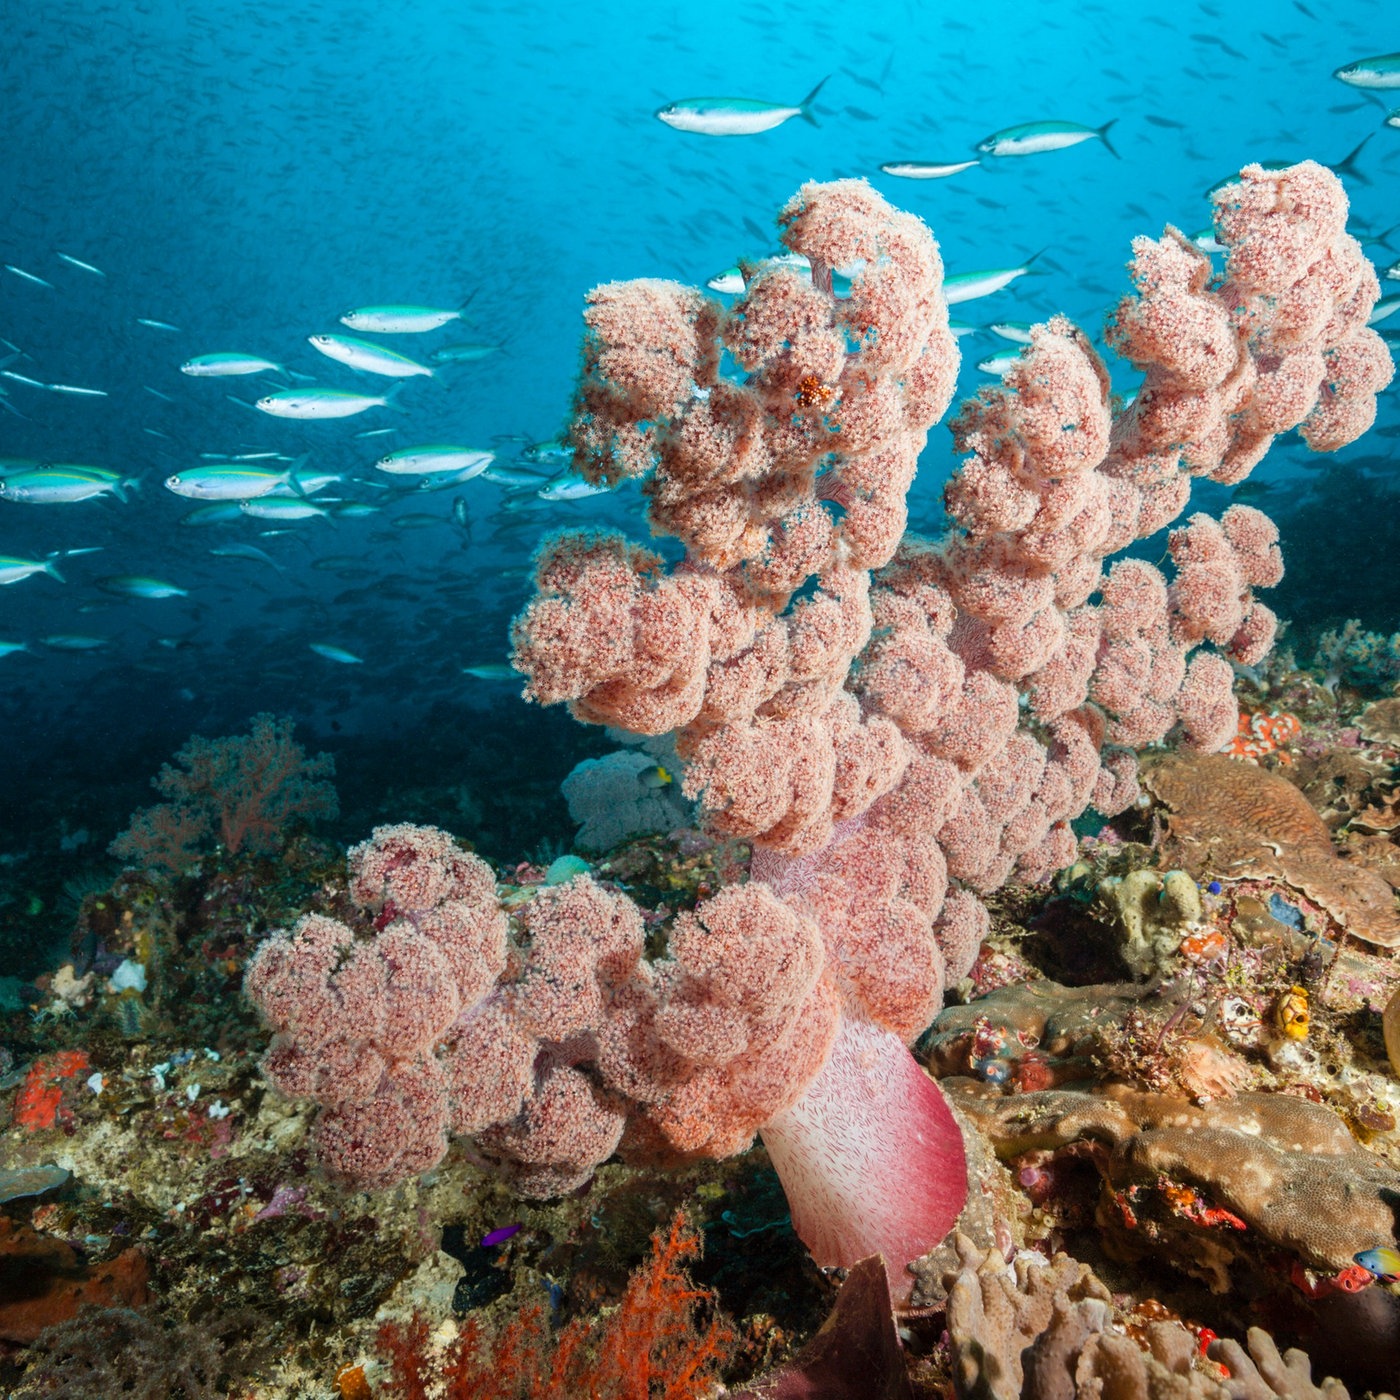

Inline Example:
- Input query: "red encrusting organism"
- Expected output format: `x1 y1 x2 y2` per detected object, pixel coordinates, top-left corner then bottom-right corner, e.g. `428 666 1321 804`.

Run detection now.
245 164 1392 1301
14 1050 91 1131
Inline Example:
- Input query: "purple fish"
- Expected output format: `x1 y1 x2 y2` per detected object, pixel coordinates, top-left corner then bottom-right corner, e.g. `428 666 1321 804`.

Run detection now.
481 1223 522 1248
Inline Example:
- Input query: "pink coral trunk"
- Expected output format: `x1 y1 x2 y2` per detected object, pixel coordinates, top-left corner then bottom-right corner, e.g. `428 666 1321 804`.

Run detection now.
759 1015 965 1300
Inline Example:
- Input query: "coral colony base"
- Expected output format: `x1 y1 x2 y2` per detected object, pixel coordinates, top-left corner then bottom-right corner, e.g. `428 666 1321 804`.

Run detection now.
243 163 1392 1302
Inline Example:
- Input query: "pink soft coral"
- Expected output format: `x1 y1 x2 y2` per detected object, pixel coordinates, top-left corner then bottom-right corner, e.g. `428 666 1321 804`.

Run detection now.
110 713 337 874
247 165 1391 1302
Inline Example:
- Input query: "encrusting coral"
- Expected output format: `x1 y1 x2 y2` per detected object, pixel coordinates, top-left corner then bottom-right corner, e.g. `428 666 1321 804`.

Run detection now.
943 1080 1400 1280
1140 753 1400 946
244 163 1392 1299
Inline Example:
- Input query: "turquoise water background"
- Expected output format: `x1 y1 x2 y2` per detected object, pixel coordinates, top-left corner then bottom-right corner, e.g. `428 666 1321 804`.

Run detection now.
1 0 1395 840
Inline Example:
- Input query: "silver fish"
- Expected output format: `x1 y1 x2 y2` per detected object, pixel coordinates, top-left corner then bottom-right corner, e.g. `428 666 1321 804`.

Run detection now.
656 77 828 136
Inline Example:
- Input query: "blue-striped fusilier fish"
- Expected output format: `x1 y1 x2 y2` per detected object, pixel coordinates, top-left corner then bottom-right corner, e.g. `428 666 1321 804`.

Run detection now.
376 446 493 476
181 353 288 377
1334 53 1400 88
0 466 135 503
655 77 828 135
164 461 308 500
879 159 979 179
976 119 1118 158
339 303 469 334
309 334 434 378
255 386 404 419
98 575 188 599
943 254 1040 305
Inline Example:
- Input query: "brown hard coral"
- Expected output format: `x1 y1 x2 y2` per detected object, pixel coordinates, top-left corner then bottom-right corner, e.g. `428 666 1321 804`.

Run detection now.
939 1236 1384 1400
942 1234 1113 1399
944 1080 1400 1278
1140 753 1400 947
1208 1328 1394 1400
1357 697 1400 747
1291 748 1393 830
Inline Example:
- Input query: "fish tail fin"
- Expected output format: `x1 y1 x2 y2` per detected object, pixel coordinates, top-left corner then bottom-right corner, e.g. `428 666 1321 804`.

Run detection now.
457 290 477 318
382 383 411 415
43 557 65 583
800 75 830 125
286 454 312 499
110 480 129 503
1334 134 1372 184
284 368 317 383
1097 119 1120 159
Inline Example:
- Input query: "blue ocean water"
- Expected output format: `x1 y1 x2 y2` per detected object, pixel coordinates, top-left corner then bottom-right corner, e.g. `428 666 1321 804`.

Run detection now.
1 0 1395 877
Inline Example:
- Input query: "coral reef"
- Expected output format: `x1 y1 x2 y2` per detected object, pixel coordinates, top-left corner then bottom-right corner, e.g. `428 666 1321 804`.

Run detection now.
7 170 1399 1399
109 713 338 875
945 1079 1400 1280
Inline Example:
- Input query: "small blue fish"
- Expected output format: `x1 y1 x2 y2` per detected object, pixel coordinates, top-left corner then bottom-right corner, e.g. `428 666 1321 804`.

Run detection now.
976 119 1119 159
1333 53 1400 90
56 252 104 277
880 158 979 179
1354 1246 1400 1279
309 642 363 664
943 255 1041 305
98 575 188 599
5 265 54 289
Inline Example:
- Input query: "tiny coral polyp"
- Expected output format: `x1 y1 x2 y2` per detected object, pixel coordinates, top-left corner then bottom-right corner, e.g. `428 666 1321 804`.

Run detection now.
794 374 834 408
